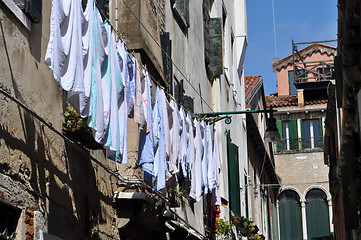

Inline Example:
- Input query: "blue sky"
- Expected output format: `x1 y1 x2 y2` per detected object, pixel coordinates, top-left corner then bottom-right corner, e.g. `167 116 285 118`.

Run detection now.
244 0 338 95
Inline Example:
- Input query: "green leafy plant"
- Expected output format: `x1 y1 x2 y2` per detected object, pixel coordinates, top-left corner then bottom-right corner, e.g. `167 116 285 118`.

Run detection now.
216 217 232 239
63 101 87 130
235 216 260 238
168 186 185 197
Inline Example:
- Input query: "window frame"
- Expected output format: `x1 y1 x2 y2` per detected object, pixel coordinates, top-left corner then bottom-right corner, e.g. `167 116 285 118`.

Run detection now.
1 0 31 30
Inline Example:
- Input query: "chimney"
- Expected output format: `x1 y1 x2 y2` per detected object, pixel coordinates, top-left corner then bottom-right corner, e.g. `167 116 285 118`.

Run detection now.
297 89 304 106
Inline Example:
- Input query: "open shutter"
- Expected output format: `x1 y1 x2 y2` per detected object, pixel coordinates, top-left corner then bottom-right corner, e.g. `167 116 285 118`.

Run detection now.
288 70 297 95
208 18 223 78
173 0 189 27
290 119 298 150
277 120 283 152
160 32 173 94
319 118 323 137
23 0 42 23
227 131 240 215
184 0 189 26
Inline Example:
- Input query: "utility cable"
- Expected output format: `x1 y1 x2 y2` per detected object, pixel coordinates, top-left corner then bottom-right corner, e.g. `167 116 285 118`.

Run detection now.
243 180 331 188
0 83 171 204
0 83 209 239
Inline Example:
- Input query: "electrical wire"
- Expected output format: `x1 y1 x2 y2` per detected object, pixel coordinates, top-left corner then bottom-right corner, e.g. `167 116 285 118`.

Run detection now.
0 83 171 205
244 180 331 189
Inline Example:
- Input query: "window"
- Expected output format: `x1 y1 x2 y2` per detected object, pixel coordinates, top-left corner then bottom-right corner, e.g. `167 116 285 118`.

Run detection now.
277 120 298 151
303 119 322 149
171 0 189 29
0 202 21 240
15 0 42 23
276 118 323 152
203 0 223 79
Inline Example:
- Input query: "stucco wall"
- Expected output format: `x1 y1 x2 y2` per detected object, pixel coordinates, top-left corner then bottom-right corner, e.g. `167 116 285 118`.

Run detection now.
0 2 119 239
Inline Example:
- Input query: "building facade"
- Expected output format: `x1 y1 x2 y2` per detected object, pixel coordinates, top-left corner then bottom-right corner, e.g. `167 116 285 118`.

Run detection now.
245 75 280 240
0 0 250 240
324 1 361 239
267 43 335 240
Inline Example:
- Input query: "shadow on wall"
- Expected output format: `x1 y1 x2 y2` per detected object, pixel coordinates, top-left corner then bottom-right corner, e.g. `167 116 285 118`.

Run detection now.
0 109 115 239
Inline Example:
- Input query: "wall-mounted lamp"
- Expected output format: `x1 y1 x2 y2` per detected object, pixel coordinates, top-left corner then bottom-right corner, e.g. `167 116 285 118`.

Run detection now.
197 108 281 142
264 111 281 142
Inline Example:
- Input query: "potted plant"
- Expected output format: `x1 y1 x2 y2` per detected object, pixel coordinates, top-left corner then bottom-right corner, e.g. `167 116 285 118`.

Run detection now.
216 217 232 239
167 187 185 207
63 102 103 149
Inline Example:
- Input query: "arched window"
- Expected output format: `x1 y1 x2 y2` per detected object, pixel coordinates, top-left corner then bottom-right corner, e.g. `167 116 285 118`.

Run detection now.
306 189 330 239
279 190 303 240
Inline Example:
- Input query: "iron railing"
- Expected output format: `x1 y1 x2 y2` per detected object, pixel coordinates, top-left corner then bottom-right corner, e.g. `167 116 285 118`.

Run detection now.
275 137 324 154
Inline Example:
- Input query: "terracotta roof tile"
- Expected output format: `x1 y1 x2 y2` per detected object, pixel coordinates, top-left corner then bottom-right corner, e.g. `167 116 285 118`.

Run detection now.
245 75 262 100
266 94 298 108
266 93 328 107
304 99 328 105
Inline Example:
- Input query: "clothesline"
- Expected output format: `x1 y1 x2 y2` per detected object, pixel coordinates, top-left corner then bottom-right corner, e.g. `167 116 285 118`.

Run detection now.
94 0 216 115
45 0 221 202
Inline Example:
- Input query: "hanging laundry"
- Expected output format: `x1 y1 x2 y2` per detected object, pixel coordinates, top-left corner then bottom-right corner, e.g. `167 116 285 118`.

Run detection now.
201 120 209 194
138 71 155 174
86 8 109 143
160 90 173 158
169 100 180 176
67 0 94 117
45 0 86 93
103 25 126 162
100 22 112 138
134 61 146 129
190 119 204 202
206 124 216 191
126 56 136 118
152 87 167 191
186 113 195 178
213 127 221 206
178 108 188 177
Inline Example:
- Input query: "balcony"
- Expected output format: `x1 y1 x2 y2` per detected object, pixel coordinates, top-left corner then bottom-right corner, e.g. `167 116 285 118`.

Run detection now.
275 137 324 154
294 60 334 84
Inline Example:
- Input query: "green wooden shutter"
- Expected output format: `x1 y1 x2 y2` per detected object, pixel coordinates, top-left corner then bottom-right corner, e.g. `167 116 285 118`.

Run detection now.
306 199 330 239
279 201 303 240
319 118 323 137
23 0 42 23
290 119 298 150
277 120 283 152
227 131 240 215
208 18 223 77
244 175 249 218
